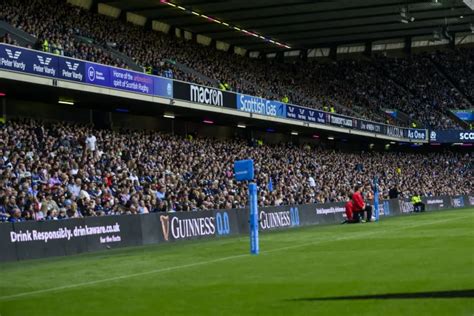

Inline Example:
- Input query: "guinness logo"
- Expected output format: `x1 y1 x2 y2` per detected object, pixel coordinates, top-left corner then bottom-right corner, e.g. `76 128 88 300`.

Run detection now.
160 215 170 241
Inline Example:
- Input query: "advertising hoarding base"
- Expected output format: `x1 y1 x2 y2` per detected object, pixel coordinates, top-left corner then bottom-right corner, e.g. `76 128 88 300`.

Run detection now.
0 195 471 262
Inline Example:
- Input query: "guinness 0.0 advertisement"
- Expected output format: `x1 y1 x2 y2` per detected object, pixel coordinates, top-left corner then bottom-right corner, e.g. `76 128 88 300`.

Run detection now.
157 210 239 242
258 207 300 231
0 195 471 262
172 81 236 109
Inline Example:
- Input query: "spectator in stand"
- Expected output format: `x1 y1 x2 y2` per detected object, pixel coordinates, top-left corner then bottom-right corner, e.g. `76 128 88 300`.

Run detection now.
1 0 471 129
0 0 127 67
389 185 399 199
0 119 472 222
432 48 474 101
0 33 18 46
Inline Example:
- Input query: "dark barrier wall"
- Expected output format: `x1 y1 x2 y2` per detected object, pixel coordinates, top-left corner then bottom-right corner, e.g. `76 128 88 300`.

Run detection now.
0 222 16 262
468 194 474 206
7 216 142 261
400 195 471 213
422 196 451 211
451 195 470 208
381 198 401 216
84 215 142 251
1 195 472 262
140 213 162 245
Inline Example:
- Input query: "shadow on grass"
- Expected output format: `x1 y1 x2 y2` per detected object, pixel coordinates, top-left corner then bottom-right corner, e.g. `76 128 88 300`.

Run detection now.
292 289 474 301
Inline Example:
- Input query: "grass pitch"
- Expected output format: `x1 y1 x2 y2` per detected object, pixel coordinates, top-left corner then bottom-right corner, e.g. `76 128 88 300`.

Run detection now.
0 208 473 316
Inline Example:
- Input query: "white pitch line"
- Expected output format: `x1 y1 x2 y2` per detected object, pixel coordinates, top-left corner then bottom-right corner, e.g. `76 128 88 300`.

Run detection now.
0 253 250 301
0 213 471 301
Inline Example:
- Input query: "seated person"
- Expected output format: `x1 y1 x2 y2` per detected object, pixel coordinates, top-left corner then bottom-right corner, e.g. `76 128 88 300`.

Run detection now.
343 193 359 224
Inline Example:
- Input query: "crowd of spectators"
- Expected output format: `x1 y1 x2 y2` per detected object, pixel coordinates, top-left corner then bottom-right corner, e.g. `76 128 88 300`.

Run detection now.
0 0 472 129
432 48 474 101
1 119 472 223
0 32 19 46
374 54 470 129
0 0 127 68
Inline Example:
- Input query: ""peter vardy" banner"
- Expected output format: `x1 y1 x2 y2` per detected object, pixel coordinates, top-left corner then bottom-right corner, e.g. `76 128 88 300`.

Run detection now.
0 45 58 77
0 43 172 98
287 105 326 124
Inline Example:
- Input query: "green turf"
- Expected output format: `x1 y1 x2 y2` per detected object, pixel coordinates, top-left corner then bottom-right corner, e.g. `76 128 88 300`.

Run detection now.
0 209 473 316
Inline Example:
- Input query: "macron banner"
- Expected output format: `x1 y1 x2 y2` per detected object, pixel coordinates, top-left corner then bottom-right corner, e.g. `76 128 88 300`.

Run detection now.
173 81 235 108
236 94 287 118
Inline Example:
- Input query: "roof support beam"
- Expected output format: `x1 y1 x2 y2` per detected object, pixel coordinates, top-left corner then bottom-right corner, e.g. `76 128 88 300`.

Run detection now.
404 36 412 55
301 49 308 62
449 32 456 49
364 41 372 57
329 45 337 60
91 0 100 13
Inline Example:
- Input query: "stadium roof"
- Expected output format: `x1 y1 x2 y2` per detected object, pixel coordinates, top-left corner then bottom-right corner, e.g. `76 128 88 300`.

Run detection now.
100 0 474 51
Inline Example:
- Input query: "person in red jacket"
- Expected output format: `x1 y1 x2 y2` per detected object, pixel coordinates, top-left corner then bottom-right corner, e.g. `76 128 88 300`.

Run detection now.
342 191 359 223
345 199 354 222
352 184 373 222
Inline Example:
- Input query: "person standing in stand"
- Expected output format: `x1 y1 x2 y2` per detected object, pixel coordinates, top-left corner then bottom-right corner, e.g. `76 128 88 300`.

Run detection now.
365 184 374 207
